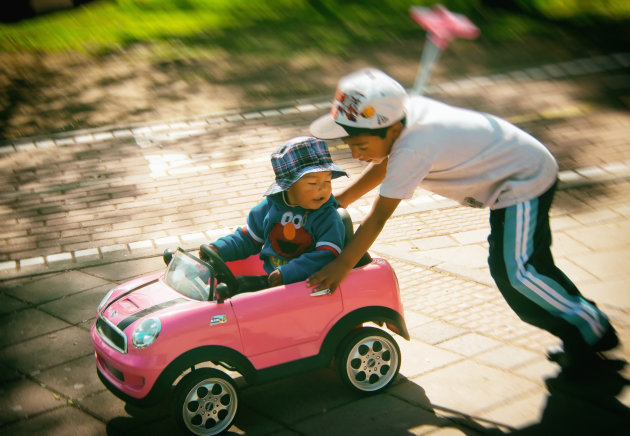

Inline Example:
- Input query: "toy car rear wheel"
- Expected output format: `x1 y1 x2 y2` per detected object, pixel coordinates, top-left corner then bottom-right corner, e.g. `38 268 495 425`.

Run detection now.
336 327 401 393
173 368 238 436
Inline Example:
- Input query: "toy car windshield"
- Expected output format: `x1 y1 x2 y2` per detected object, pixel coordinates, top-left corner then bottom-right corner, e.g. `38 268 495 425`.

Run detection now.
164 249 213 301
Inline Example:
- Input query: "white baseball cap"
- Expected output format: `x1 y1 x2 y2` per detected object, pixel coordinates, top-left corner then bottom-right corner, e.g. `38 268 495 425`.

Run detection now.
310 68 408 139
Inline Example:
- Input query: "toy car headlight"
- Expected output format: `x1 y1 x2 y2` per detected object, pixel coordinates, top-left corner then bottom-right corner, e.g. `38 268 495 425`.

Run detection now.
97 289 114 312
132 318 161 349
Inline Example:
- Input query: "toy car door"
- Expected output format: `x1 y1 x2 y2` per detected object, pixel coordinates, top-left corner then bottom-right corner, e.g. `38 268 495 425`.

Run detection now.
229 282 343 368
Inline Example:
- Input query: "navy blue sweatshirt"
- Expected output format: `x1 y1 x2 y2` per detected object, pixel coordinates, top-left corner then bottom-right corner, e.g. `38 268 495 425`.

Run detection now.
212 194 345 284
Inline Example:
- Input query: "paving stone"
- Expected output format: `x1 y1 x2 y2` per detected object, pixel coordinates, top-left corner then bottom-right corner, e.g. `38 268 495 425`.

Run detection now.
513 358 561 383
402 310 435 330
0 260 18 276
294 391 476 435
38 283 111 325
477 389 548 431
36 355 107 402
554 258 597 284
0 326 93 374
571 208 623 225
18 257 45 268
0 361 21 384
450 229 490 245
438 333 502 357
104 377 224 435
228 408 291 435
76 389 130 425
2 270 111 304
570 247 630 281
239 368 355 425
0 308 71 347
410 320 467 345
410 360 539 416
81 256 164 282
579 278 630 310
0 293 28 315
410 235 459 250
474 345 540 370
395 337 463 379
549 232 591 256
565 221 630 250
0 378 67 426
73 248 100 261
422 245 490 270
2 405 106 436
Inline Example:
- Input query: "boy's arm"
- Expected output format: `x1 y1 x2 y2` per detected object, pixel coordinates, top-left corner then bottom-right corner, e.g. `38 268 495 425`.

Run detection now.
307 195 401 292
336 159 388 208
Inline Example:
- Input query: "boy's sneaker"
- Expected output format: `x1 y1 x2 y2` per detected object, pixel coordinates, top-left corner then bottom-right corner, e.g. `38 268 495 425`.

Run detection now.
547 325 619 360
546 326 620 380
592 325 619 352
545 344 566 363
547 346 603 379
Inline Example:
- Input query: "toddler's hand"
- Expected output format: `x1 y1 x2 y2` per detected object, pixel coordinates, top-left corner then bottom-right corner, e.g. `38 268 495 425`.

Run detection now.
199 244 219 261
268 269 283 287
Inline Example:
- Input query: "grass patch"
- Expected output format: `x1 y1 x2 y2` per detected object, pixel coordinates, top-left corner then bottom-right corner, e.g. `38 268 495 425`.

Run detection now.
6 0 627 57
0 0 425 54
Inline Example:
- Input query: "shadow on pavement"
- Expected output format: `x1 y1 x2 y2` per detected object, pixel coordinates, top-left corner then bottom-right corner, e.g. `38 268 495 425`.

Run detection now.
511 359 630 435
106 400 178 436
103 369 498 435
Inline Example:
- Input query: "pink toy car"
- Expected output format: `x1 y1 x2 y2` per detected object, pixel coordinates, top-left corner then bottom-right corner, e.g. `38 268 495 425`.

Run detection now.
91 210 408 435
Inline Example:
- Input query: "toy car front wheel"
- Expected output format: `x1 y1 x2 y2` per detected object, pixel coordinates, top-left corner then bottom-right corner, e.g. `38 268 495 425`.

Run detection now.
336 327 401 393
173 368 238 435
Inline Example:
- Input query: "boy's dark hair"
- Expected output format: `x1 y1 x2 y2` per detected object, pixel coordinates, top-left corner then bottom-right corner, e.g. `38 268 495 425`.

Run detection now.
338 117 407 139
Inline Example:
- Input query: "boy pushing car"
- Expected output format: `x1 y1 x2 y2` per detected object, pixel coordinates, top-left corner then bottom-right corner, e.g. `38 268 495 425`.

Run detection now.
306 67 619 378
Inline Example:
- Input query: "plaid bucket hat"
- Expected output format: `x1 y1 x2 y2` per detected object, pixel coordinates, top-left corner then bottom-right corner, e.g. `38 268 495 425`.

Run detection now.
265 136 348 196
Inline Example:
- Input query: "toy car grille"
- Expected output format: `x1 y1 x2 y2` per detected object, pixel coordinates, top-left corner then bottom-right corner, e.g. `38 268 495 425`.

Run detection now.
96 316 127 354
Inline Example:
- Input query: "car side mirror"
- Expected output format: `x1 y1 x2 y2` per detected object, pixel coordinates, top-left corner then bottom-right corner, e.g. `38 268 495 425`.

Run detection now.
163 248 173 266
215 283 228 304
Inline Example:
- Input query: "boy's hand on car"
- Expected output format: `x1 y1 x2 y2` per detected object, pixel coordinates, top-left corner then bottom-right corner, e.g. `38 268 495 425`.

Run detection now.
268 269 283 287
307 259 351 293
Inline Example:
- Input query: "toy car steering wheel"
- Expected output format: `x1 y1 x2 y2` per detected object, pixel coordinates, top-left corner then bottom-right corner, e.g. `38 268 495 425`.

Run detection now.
199 244 239 297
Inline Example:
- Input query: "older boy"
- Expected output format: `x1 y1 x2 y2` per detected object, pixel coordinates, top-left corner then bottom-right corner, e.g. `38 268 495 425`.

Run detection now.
205 136 347 290
307 68 618 377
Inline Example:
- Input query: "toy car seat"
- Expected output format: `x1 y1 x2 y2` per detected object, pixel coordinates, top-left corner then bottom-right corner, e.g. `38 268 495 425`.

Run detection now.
337 208 372 268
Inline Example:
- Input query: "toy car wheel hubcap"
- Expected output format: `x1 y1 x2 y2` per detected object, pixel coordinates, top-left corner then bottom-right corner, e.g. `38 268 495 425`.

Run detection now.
346 335 398 391
183 378 237 435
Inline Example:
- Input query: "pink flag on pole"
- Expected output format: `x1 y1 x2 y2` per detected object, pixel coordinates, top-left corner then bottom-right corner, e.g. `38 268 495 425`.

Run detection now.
410 4 480 49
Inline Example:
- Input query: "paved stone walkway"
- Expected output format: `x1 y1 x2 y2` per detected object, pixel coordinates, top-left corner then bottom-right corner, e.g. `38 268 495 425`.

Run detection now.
1 51 630 278
1 50 629 435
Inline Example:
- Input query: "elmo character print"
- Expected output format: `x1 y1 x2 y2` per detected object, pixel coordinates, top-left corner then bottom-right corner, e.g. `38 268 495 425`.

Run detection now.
269 211 313 258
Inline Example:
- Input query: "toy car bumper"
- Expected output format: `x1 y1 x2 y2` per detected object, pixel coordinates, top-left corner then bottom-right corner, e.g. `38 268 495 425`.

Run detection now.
91 325 164 404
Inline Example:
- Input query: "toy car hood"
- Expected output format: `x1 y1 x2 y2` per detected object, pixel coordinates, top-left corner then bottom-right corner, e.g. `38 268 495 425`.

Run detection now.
100 274 190 330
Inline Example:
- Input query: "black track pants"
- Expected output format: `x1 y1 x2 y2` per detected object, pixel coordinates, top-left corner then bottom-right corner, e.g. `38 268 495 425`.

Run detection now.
487 182 611 353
